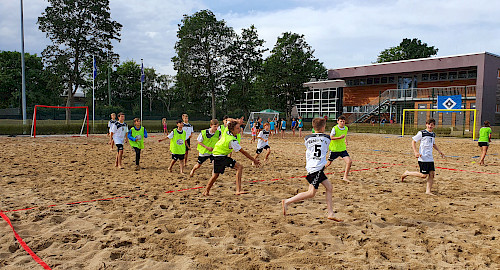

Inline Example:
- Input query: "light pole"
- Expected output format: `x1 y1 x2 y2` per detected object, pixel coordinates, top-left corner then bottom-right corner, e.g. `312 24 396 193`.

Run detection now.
20 0 27 128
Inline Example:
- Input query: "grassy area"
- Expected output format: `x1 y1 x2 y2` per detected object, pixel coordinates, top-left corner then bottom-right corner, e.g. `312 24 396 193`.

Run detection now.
1 119 498 139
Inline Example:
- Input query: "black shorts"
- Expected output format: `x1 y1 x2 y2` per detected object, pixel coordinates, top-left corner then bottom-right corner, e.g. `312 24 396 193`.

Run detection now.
306 168 328 189
328 150 349 161
256 145 270 154
172 154 185 161
197 155 213 164
418 161 435 174
116 144 124 151
478 142 489 147
213 156 237 174
185 138 191 151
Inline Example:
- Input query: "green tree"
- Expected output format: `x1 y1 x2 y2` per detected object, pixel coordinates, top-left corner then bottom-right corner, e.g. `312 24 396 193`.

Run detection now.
112 60 141 114
172 10 235 119
260 32 327 119
38 0 122 123
0 51 62 109
226 25 267 118
376 38 438 63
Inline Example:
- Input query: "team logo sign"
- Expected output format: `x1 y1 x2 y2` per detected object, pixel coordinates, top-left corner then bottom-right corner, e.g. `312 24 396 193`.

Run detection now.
176 139 184 145
437 95 462 110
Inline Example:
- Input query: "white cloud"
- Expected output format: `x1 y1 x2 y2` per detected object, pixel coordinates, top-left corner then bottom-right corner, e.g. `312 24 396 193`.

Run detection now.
1 0 499 76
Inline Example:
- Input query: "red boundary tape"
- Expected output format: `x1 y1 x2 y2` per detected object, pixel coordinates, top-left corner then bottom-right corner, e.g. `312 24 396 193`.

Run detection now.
0 212 52 269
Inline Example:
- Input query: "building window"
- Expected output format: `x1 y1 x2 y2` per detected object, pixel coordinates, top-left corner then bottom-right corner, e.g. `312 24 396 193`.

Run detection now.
388 76 395 83
381 77 388 84
439 73 448 80
367 78 373 85
449 72 457 80
346 80 353 86
422 74 429 81
359 79 366 85
468 70 477 78
353 79 360 86
430 73 438 81
374 77 380 84
458 71 467 79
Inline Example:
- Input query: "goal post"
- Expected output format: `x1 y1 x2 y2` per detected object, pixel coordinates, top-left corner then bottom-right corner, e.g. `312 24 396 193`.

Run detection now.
31 105 89 137
401 109 477 140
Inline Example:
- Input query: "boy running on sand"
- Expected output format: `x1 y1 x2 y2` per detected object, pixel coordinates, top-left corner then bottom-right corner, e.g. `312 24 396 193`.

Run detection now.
254 122 272 163
203 119 261 196
128 118 148 171
109 112 128 169
190 119 220 177
159 119 189 174
325 115 352 182
281 117 342 222
401 118 445 195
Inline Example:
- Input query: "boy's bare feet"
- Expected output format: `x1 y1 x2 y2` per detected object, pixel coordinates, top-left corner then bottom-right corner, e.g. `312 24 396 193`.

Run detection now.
202 190 210 196
189 170 195 177
327 216 343 222
342 177 352 183
281 200 287 216
235 191 248 195
401 171 408 182
118 166 124 169
425 191 436 196
180 171 185 175
168 167 173 173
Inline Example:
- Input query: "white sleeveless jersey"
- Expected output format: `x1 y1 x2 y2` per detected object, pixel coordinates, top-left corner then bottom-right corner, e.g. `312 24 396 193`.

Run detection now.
304 133 331 174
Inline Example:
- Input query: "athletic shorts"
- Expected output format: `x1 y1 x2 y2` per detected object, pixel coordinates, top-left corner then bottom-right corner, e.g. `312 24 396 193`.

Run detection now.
328 150 349 161
197 155 213 164
256 145 270 154
213 156 237 174
418 161 435 174
478 142 489 147
185 138 191 151
116 144 124 151
172 154 185 161
306 168 327 189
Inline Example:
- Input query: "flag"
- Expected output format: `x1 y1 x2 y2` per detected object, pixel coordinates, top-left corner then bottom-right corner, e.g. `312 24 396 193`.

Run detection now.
141 62 145 82
437 95 462 110
93 56 97 80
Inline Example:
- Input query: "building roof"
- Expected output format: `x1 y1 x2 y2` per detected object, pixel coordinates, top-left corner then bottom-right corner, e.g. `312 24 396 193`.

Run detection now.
328 52 500 79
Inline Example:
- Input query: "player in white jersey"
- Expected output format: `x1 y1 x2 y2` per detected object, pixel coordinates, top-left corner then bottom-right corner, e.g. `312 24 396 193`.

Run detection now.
107 113 117 150
182 113 194 166
109 112 128 169
253 122 272 163
281 117 343 222
401 118 445 195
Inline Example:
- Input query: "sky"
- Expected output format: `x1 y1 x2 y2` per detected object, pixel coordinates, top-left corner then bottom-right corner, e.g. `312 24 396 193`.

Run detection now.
1 0 499 76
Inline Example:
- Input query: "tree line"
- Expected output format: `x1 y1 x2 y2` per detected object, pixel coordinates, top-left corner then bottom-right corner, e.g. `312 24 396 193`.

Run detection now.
1 0 438 122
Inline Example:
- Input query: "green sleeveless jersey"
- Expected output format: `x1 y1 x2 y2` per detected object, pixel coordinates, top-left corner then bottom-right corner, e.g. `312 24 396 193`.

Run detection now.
329 125 348 152
213 131 238 156
129 126 145 149
170 129 186 154
197 129 220 155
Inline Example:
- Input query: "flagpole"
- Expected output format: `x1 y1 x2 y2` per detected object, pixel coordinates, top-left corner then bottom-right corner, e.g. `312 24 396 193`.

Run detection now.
141 59 144 122
92 55 95 133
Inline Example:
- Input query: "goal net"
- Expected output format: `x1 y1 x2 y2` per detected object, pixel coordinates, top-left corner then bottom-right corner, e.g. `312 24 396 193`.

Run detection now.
243 112 280 134
31 105 89 137
401 109 477 140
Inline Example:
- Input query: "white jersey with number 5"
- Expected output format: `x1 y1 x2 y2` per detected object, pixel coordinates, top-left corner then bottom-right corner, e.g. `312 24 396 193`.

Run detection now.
304 133 331 174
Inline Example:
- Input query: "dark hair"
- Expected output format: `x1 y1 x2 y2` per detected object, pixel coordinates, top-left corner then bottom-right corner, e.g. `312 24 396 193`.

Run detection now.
426 118 436 125
176 119 183 124
483 120 490 127
210 119 219 126
338 115 346 121
223 115 229 120
312 117 326 130
133 118 140 123
227 119 240 134
118 112 125 117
